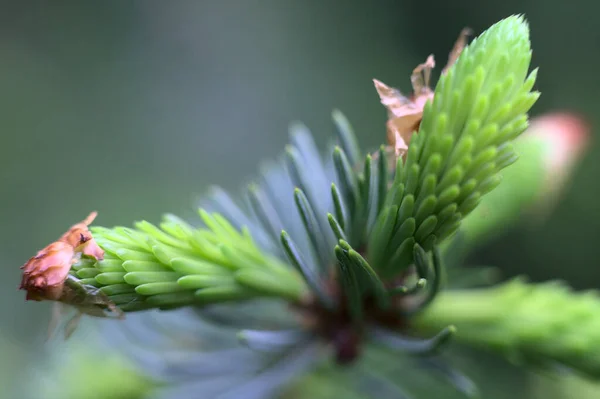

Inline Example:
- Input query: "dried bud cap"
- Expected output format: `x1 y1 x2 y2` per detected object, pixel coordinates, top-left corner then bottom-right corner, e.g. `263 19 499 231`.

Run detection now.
374 29 470 157
58 211 105 260
442 27 472 75
20 241 76 301
19 211 104 302
80 237 104 260
373 79 423 156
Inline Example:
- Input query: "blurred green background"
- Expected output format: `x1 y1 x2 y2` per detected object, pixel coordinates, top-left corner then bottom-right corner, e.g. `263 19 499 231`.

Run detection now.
1 1 598 398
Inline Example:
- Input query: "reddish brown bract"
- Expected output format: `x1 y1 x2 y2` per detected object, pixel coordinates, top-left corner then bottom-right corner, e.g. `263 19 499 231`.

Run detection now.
19 211 104 302
374 28 471 158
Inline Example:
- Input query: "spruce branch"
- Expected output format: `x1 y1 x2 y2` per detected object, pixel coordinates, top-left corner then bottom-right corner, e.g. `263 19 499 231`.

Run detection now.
45 17 538 354
24 15 589 399
413 278 600 379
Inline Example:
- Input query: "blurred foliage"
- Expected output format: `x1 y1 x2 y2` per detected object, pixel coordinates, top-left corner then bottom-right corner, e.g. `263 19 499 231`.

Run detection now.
1 1 598 399
28 339 153 399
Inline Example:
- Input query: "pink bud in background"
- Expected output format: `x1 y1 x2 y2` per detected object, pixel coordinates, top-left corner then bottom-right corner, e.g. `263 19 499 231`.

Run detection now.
523 111 591 219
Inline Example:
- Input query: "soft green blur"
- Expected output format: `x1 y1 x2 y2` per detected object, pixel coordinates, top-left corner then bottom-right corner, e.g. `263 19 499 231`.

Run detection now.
1 2 598 398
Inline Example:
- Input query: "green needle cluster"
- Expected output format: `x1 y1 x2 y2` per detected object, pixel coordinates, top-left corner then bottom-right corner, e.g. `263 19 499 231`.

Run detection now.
414 278 600 380
72 211 308 311
368 15 539 279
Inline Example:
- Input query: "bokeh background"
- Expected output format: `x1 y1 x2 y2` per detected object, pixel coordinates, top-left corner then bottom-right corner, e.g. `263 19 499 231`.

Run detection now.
1 1 598 398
